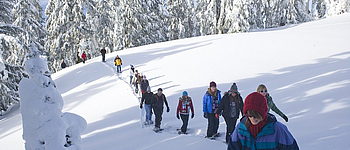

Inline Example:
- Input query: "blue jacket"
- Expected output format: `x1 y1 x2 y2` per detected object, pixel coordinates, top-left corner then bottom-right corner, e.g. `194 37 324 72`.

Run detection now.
203 89 222 114
228 114 299 150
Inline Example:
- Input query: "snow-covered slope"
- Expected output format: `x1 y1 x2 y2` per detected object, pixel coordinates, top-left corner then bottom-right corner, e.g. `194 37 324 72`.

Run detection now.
1 14 350 150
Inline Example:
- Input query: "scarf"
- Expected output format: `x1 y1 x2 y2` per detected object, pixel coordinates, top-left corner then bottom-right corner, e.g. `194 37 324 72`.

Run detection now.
249 116 267 138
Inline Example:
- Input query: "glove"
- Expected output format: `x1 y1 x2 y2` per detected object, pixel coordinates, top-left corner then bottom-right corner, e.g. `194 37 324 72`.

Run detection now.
176 114 180 119
191 113 194 119
167 107 170 113
140 103 143 109
215 114 219 119
204 113 208 119
283 115 289 122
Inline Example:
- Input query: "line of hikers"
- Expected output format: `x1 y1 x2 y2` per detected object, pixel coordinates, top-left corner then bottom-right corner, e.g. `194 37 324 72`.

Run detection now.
117 57 298 149
137 79 298 149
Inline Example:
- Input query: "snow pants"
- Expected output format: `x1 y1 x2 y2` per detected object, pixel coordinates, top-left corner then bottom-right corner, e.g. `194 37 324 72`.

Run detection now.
153 107 163 128
207 113 219 137
102 54 105 62
180 114 189 133
144 104 152 122
224 116 238 143
130 76 133 84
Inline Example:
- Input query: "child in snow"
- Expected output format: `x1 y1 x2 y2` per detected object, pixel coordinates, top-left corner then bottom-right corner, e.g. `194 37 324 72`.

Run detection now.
140 75 149 94
176 91 194 134
151 88 170 132
130 65 135 84
140 86 154 125
81 51 87 64
228 92 299 150
114 55 122 73
215 83 244 143
203 81 222 139
257 84 288 122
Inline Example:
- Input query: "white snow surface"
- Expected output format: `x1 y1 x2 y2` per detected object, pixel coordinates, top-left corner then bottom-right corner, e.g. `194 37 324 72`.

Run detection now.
1 13 350 149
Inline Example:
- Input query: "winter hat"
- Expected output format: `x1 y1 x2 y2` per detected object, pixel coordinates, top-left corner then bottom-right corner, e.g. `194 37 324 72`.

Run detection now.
228 83 239 94
143 75 147 80
147 86 151 92
243 92 268 119
210 81 217 88
158 88 163 92
130 64 134 67
182 91 188 96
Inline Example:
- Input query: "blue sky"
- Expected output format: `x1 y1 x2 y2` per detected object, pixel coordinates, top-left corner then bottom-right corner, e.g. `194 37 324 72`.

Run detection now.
40 0 49 10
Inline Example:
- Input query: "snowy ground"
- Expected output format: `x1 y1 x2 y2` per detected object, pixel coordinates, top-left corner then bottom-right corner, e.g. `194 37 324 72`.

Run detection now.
1 13 350 150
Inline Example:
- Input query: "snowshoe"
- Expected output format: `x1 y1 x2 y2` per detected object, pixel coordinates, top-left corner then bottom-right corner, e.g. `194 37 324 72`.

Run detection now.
213 133 221 137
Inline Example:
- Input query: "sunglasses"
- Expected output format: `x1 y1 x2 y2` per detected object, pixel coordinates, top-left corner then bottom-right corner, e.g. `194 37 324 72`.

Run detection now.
246 113 258 119
260 90 268 93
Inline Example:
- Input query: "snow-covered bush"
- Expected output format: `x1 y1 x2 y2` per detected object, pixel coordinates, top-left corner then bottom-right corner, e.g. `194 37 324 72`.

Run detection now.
19 52 86 150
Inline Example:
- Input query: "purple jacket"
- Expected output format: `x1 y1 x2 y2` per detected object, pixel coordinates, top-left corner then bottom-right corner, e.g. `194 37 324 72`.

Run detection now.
228 114 299 150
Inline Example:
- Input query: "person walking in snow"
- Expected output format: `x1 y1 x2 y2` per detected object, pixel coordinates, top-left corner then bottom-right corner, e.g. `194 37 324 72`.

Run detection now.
100 48 106 62
61 61 67 69
176 91 194 134
228 92 299 150
203 81 222 139
129 65 135 84
76 52 83 64
140 75 149 94
114 55 122 73
81 51 87 64
132 70 141 94
151 88 170 132
257 84 288 122
140 86 154 125
215 83 244 143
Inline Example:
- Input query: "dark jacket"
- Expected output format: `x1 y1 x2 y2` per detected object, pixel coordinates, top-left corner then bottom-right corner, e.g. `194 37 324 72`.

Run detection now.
141 92 154 105
140 80 149 93
228 114 299 150
61 62 67 69
216 92 243 118
152 93 169 109
100 48 106 55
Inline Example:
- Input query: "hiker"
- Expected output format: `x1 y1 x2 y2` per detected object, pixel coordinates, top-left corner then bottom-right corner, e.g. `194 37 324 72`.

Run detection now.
140 75 149 94
114 55 122 73
132 70 140 93
140 86 154 125
203 81 222 139
228 92 299 150
151 88 170 132
257 84 288 122
100 48 106 62
129 65 135 84
216 83 244 143
176 91 194 134
81 51 87 64
61 61 67 69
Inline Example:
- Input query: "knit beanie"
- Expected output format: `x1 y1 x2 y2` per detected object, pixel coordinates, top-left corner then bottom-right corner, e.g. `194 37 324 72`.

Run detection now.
143 75 147 80
210 81 217 88
147 86 151 92
228 83 238 94
182 91 188 96
243 92 268 119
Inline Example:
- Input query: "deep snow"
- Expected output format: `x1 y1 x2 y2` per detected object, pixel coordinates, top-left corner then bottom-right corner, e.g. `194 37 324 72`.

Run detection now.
1 13 350 150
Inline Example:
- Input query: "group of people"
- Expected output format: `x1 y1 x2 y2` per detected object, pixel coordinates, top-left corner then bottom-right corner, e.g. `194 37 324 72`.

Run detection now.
110 55 298 149
136 75 298 149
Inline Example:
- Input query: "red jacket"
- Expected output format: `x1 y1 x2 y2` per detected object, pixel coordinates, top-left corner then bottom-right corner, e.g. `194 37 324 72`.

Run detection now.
81 53 87 59
176 97 194 115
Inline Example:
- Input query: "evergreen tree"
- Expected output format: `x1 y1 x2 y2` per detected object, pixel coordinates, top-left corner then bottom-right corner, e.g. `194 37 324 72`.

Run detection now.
117 0 169 49
45 0 95 72
0 0 28 114
166 0 197 40
196 0 221 35
217 0 250 33
12 0 47 55
94 0 114 51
